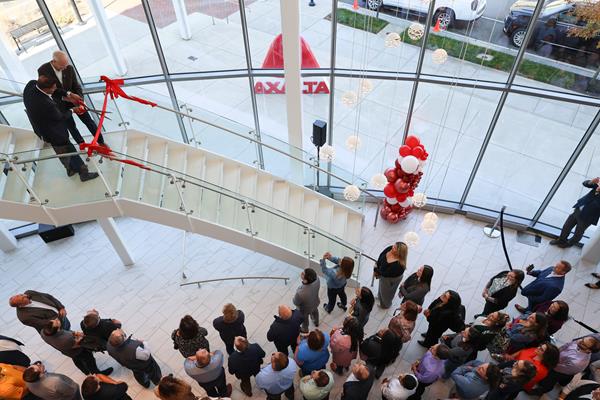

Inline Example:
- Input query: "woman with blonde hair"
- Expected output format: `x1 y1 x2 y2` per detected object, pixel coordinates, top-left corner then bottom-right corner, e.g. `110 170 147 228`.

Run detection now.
321 252 354 313
213 303 247 355
374 242 408 309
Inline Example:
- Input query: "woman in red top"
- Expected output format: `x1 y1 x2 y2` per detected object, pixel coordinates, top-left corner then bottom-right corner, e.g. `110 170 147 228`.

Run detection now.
503 342 560 393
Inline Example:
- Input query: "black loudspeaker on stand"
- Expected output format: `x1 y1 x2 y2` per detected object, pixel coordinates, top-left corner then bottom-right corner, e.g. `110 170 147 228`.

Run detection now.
311 120 332 197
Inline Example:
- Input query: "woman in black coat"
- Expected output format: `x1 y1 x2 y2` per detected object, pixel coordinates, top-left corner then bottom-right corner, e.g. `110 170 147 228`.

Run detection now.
418 290 463 348
359 328 401 379
478 270 525 317
398 265 434 306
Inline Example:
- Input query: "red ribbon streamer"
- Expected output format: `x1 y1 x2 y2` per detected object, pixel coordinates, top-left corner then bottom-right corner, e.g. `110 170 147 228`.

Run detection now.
79 76 156 163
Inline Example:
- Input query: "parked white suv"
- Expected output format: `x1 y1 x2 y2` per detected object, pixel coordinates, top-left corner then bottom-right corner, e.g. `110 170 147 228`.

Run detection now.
366 0 487 29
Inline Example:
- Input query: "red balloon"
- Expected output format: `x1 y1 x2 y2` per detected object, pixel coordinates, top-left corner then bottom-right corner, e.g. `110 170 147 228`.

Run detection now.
399 145 412 157
383 183 396 198
388 213 399 223
411 146 424 159
395 159 401 170
394 179 409 194
406 135 420 148
380 206 391 219
384 168 397 183
396 193 407 202
391 204 401 212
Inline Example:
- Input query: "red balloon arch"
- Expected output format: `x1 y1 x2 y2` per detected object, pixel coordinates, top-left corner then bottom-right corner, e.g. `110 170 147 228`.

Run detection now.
380 135 428 224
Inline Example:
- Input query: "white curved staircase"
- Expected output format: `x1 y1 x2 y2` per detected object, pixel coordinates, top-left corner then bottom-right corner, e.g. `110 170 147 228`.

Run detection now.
0 125 365 275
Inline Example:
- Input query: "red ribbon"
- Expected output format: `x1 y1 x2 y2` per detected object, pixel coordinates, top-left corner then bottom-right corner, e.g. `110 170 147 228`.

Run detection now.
79 76 157 164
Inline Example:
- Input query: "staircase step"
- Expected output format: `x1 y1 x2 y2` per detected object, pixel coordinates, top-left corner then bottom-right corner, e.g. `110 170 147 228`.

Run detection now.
252 174 273 240
182 154 205 216
199 157 223 223
234 170 257 233
218 162 241 228
120 135 148 201
162 147 187 212
267 180 290 249
345 213 363 247
313 202 334 260
140 141 168 206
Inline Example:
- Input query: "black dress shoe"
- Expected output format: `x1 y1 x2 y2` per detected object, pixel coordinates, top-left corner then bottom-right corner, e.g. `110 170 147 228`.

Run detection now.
99 367 113 375
420 333 427 338
549 239 566 246
80 171 99 182
322 304 332 314
66 168 77 177
337 302 347 311
417 340 429 348
585 283 600 289
592 272 600 279
558 241 573 248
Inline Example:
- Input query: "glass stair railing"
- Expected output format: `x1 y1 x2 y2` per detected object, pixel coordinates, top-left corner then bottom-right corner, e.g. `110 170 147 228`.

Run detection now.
0 126 376 281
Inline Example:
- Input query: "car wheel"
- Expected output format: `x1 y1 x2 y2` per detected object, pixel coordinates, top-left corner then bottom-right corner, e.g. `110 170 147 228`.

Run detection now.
511 28 526 48
366 0 382 10
433 9 454 30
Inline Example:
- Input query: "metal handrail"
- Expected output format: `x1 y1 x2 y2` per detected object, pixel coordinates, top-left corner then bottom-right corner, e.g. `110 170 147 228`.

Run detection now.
181 276 290 288
0 87 377 202
0 145 367 255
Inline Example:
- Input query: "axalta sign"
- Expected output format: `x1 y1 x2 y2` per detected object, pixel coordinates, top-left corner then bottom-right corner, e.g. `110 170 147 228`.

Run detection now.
256 34 329 95
254 80 330 94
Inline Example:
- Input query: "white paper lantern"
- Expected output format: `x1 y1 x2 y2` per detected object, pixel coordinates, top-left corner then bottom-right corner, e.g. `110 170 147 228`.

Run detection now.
345 135 362 151
404 231 420 247
424 212 438 223
421 218 437 234
432 48 448 64
399 197 413 207
385 32 402 48
386 197 398 205
344 185 361 202
412 192 427 208
407 23 425 41
359 79 374 95
341 91 358 107
370 173 387 189
319 144 336 161
400 155 419 174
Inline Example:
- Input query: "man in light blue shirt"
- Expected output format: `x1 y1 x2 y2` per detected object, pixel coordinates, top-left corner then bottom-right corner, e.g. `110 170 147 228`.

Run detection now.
256 351 297 399
184 349 231 397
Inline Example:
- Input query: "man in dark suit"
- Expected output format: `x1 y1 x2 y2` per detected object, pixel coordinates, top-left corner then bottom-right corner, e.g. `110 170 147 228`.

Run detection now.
228 336 266 396
9 289 71 332
550 177 600 248
341 361 375 400
267 305 304 355
80 309 122 352
23 75 98 181
0 335 30 367
38 51 105 145
514 261 571 313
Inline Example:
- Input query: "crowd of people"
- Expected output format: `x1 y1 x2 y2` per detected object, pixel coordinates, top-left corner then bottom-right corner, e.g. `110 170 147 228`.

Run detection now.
2 241 600 400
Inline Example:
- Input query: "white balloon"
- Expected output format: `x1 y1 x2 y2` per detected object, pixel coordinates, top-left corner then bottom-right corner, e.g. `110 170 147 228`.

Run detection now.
386 197 398 205
399 197 413 207
400 155 419 174
397 156 404 165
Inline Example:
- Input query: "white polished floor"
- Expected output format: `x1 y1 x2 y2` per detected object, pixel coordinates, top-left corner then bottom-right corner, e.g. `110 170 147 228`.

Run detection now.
1 205 598 399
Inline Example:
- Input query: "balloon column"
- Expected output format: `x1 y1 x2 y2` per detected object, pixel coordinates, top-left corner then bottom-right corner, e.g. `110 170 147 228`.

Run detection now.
380 135 428 223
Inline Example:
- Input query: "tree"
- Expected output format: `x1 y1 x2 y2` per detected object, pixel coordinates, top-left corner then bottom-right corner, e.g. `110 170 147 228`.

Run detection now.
568 0 600 48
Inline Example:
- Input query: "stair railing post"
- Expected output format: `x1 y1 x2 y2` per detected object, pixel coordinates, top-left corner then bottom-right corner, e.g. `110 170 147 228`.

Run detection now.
171 175 195 233
243 201 257 237
8 160 59 226
180 103 199 147
90 156 124 216
112 99 130 131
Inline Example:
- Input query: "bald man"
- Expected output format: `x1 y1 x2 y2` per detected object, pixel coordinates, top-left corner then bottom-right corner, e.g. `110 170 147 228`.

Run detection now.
342 362 375 400
267 305 304 354
184 348 231 397
38 51 105 145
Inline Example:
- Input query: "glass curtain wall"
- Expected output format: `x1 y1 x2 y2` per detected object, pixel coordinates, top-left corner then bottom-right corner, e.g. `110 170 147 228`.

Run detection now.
0 0 599 238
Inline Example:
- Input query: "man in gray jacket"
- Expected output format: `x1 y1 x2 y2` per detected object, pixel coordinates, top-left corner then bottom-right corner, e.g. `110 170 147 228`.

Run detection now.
107 329 162 388
293 268 320 333
23 361 81 400
41 318 112 376
184 348 232 397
